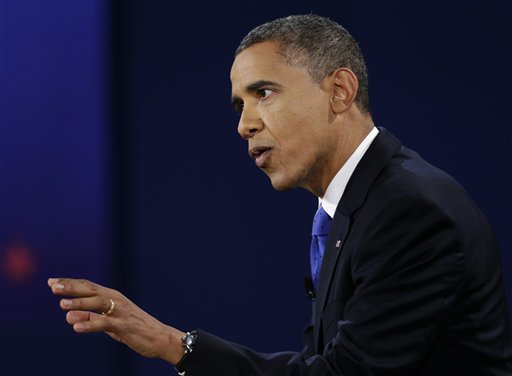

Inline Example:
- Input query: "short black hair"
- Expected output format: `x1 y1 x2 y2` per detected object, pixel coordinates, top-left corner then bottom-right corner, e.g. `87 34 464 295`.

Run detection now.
235 14 371 114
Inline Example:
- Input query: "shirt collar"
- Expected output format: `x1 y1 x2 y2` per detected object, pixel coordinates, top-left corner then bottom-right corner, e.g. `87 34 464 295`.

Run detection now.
319 127 379 218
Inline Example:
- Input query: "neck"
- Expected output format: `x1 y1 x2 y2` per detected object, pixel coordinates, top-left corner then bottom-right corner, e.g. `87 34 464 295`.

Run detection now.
307 117 375 198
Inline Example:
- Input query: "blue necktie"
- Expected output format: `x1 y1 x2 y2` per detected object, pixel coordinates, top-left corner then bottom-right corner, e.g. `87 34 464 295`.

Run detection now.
310 205 332 289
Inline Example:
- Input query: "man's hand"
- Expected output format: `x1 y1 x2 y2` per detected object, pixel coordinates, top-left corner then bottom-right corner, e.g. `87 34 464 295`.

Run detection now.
48 277 185 365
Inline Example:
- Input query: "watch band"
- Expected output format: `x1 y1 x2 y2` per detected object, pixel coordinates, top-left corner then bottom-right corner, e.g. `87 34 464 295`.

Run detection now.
175 330 198 376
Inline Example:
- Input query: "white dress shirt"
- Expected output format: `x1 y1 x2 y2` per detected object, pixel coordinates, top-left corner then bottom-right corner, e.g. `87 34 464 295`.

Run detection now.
319 127 379 218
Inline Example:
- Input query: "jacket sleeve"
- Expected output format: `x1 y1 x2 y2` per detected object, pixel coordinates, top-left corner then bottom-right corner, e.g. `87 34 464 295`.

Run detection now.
179 193 466 375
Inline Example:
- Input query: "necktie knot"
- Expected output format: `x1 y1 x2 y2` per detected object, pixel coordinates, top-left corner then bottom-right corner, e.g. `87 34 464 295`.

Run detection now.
312 206 332 236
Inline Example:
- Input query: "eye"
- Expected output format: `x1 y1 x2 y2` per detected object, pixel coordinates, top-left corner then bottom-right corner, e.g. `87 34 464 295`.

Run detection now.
257 89 273 100
233 101 244 115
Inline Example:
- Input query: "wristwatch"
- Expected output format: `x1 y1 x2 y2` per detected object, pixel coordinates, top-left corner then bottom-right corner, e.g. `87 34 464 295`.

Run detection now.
175 330 198 376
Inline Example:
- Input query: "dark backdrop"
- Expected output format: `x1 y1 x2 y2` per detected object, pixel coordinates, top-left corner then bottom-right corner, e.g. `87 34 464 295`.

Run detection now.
1 1 510 375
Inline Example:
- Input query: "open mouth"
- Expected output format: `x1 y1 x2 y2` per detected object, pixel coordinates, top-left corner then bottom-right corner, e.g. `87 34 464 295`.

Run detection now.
249 146 272 167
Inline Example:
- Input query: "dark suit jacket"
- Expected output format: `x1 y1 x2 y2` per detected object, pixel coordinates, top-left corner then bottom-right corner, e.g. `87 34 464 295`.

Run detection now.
182 128 512 375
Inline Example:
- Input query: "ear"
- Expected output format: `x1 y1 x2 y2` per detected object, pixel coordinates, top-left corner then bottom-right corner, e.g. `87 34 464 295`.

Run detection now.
329 68 359 114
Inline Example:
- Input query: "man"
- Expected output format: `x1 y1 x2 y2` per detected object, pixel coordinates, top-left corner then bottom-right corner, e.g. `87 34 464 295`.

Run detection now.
49 14 512 375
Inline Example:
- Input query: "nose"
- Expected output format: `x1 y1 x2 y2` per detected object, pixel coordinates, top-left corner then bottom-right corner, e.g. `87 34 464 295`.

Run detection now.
237 105 263 139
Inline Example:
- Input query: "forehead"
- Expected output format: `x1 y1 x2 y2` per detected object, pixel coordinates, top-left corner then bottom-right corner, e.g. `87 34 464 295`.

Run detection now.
230 41 309 94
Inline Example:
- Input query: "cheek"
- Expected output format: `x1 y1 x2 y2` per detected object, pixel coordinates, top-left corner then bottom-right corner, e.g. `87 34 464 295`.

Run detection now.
275 135 319 180
268 107 316 143
263 94 327 158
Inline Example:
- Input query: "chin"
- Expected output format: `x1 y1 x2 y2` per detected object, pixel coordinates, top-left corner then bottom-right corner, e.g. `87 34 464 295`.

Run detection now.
268 173 297 192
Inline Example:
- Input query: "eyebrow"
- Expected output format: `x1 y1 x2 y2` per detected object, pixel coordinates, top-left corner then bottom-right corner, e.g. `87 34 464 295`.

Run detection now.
246 79 281 93
231 79 282 110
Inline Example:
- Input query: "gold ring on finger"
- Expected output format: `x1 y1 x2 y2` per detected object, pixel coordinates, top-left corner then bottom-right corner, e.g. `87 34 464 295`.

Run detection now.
102 298 115 316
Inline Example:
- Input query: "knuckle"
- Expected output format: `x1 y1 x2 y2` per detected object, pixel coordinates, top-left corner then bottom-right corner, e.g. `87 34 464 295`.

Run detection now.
78 278 95 291
118 291 127 300
107 287 120 297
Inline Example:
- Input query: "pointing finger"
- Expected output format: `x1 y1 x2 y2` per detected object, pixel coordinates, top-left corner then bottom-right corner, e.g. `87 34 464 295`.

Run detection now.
48 278 104 297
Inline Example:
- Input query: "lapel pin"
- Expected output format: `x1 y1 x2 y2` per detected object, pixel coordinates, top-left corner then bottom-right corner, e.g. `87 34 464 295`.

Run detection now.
335 240 342 248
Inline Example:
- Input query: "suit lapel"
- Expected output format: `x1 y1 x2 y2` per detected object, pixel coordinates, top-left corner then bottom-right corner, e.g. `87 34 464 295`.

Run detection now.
313 128 402 351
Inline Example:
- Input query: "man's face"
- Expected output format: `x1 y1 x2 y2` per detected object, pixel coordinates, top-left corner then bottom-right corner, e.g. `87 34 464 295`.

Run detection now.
230 41 337 193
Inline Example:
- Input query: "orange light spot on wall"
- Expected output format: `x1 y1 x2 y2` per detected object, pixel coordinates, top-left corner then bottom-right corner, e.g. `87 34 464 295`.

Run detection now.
1 241 37 283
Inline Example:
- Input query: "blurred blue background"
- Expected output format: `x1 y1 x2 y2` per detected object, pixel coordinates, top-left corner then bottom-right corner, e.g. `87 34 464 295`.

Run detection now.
0 0 510 375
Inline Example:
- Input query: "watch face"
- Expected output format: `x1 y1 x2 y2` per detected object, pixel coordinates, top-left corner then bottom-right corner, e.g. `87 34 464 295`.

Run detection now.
186 336 194 347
